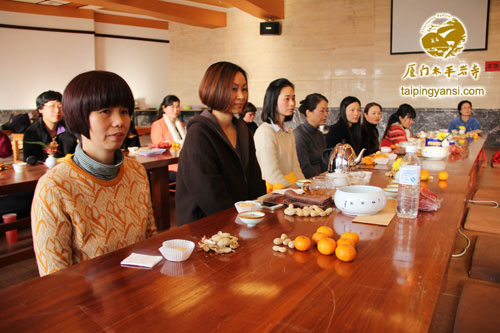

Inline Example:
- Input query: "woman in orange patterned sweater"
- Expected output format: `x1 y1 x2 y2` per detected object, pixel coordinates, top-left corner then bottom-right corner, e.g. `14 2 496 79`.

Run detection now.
31 71 157 276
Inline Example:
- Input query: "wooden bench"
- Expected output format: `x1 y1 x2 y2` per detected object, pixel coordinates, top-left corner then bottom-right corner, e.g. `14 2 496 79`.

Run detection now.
464 205 500 235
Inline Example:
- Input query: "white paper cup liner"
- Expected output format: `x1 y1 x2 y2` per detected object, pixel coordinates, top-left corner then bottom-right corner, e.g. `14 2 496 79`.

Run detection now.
159 239 195 262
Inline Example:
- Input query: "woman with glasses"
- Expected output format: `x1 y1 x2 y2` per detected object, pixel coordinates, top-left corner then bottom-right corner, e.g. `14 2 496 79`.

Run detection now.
293 93 329 178
23 90 77 162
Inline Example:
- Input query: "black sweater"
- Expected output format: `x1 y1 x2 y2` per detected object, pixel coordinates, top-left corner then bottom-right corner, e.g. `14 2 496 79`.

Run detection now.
23 119 77 162
175 110 266 225
293 122 327 178
361 122 380 156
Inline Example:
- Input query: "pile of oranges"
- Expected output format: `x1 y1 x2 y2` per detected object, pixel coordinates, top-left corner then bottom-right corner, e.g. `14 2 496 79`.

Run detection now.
172 142 181 151
294 226 358 262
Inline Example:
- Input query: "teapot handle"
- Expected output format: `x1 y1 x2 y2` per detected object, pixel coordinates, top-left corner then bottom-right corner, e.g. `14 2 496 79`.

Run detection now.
322 148 333 166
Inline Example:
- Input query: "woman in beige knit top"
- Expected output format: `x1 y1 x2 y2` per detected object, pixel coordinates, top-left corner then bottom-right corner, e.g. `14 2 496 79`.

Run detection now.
254 78 304 192
31 71 156 276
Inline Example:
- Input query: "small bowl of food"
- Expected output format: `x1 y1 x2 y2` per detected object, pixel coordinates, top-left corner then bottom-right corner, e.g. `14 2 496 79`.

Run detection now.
235 200 261 213
127 146 139 155
159 239 195 262
237 211 265 228
12 162 27 173
421 146 447 160
380 147 392 153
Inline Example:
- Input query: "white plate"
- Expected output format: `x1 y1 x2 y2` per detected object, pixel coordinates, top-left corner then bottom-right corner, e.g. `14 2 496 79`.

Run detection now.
137 148 167 156
272 188 304 195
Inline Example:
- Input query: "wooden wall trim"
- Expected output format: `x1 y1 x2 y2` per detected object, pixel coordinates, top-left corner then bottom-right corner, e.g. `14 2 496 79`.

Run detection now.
0 0 94 19
94 13 168 30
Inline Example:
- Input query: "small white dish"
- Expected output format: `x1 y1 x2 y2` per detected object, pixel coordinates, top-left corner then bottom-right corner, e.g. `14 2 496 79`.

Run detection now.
295 179 311 187
128 146 139 154
374 157 389 165
234 200 261 213
12 162 27 173
421 146 447 160
380 147 392 153
159 239 195 262
237 211 265 227
137 148 167 156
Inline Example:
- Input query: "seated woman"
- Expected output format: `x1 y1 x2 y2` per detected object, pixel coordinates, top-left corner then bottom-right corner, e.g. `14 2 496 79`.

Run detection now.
121 120 140 150
175 62 266 226
150 95 185 181
31 71 157 276
361 102 383 155
151 95 186 145
381 103 416 147
254 78 305 191
293 93 329 179
240 102 258 134
448 100 481 133
23 90 77 163
326 96 362 153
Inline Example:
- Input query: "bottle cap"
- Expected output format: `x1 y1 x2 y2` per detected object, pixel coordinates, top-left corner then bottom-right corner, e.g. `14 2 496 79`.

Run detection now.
405 145 417 153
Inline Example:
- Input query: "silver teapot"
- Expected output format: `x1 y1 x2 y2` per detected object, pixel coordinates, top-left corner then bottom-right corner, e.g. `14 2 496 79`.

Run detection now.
327 142 366 173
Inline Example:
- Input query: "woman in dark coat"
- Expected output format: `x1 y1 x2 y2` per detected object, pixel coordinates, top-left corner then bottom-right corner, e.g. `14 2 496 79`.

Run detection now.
326 96 362 153
175 62 266 225
361 102 382 155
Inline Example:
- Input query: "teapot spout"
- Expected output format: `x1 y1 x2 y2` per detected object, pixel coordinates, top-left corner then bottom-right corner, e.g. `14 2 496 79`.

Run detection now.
354 148 366 164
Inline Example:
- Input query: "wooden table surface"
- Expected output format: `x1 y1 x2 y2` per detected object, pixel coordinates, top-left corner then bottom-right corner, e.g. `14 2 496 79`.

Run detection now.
0 138 486 332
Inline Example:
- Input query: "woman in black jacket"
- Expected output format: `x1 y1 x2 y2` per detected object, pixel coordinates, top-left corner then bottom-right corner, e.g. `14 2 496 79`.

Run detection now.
326 96 362 153
361 102 382 155
175 62 266 225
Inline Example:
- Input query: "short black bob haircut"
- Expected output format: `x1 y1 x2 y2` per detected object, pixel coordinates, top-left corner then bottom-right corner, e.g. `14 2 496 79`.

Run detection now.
62 70 135 139
36 90 62 112
261 78 295 124
241 102 257 119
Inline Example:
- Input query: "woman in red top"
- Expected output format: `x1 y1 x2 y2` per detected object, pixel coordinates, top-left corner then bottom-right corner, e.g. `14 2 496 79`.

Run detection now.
381 104 416 147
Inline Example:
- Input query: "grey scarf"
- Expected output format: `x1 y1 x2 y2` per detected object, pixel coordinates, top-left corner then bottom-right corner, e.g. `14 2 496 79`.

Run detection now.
72 143 124 180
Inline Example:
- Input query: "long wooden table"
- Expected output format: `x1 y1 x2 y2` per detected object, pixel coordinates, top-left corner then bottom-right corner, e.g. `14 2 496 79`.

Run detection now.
0 137 486 332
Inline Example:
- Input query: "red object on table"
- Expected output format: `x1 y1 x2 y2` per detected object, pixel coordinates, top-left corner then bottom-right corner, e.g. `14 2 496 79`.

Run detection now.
2 213 18 243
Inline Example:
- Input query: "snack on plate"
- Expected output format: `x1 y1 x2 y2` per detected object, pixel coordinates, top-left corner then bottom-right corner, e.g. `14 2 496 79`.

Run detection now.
150 141 172 149
361 156 375 166
198 231 239 254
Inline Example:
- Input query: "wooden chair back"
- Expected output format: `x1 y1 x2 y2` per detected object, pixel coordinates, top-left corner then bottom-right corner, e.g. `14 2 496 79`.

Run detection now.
11 133 24 163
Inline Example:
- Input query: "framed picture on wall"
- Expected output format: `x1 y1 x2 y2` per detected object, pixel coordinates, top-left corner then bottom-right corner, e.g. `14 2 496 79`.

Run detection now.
391 0 490 55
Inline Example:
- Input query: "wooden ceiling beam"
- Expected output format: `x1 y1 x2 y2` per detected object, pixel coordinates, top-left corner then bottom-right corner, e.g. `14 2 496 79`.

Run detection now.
73 0 226 28
94 12 169 30
0 0 94 19
224 0 283 20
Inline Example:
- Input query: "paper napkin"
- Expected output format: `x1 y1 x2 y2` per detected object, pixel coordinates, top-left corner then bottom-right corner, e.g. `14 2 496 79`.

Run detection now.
120 253 163 268
352 199 397 226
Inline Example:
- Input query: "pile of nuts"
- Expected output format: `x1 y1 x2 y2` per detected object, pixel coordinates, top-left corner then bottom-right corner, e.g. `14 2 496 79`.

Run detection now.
198 231 239 254
284 204 333 217
272 233 294 252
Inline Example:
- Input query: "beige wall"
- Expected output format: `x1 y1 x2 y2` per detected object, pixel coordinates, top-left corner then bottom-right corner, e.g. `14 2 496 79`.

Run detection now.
169 0 500 109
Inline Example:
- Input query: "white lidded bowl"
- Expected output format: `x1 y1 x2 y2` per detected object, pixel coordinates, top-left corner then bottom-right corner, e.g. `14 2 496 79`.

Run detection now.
159 239 195 262
237 210 265 227
380 147 392 153
334 185 387 216
234 200 261 213
421 146 447 160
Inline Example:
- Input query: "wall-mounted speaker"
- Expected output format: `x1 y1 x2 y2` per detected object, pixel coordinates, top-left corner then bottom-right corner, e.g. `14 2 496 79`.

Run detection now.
260 22 281 35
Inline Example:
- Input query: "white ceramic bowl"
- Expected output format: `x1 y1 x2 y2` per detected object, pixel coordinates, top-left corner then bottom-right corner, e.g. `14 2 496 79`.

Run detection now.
159 239 195 262
127 146 139 154
12 162 27 173
380 147 392 153
234 200 261 213
334 185 387 216
237 211 265 227
374 157 389 165
421 146 447 160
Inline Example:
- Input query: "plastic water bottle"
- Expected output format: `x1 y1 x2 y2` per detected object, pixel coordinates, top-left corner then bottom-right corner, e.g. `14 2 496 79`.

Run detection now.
397 145 421 218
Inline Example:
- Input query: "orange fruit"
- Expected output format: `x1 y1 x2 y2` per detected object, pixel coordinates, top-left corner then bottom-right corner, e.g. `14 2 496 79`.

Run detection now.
316 226 334 238
335 244 357 262
420 169 430 181
317 238 336 255
312 232 329 244
438 171 449 181
337 238 356 247
340 232 359 246
438 180 448 189
294 236 312 251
